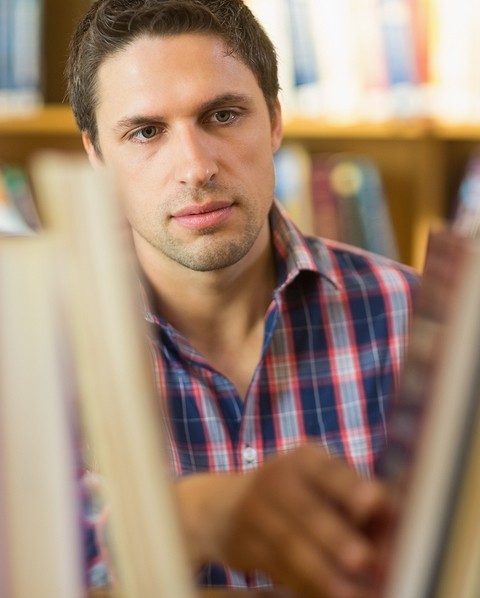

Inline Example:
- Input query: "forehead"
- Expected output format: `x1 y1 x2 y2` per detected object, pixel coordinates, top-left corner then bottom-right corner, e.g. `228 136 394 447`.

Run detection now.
95 33 263 116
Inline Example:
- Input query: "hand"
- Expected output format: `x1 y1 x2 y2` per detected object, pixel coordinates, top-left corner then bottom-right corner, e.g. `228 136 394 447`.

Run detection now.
175 444 394 598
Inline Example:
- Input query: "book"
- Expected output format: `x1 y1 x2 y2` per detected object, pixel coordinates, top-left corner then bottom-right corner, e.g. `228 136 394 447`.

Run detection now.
0 0 44 112
452 150 480 239
284 0 323 116
351 0 391 121
408 0 431 91
306 0 364 121
29 151 196 598
1 163 42 231
0 234 84 597
351 156 399 260
433 396 480 598
428 0 480 123
310 154 342 242
328 155 368 250
378 0 423 118
379 227 480 597
327 154 399 258
244 0 298 118
274 143 315 235
0 166 35 235
0 0 9 99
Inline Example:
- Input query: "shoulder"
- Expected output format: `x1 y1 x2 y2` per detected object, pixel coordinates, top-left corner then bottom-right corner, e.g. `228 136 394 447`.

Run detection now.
306 235 420 303
270 200 419 303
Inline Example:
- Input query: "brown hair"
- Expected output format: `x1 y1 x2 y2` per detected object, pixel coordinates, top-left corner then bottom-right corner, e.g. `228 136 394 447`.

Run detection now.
66 0 279 153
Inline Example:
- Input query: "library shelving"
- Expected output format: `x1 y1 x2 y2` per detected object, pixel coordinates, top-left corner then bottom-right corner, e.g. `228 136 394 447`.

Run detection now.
2 105 480 270
2 0 480 270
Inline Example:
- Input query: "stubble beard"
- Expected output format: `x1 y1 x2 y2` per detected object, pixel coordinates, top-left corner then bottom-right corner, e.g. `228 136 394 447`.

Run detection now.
158 211 262 272
129 182 273 272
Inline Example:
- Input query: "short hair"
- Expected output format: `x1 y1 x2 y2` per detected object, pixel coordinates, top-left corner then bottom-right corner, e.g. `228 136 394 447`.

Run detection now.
66 0 280 153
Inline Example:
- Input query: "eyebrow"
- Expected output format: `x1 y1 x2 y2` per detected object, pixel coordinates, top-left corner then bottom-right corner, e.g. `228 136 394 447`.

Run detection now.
113 93 253 133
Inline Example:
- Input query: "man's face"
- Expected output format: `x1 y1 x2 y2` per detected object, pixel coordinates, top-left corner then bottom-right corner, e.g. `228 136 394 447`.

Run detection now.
86 33 283 273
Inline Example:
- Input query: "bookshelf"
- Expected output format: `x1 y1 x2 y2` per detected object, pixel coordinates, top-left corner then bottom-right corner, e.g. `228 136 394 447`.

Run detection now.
1 0 480 271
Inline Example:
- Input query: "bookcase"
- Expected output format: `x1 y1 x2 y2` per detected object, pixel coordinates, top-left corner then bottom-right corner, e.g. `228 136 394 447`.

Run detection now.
2 0 480 271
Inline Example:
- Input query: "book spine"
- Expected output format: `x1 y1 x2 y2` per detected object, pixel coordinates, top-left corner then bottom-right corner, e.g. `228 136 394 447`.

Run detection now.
355 156 399 260
0 0 43 112
0 236 84 597
30 152 196 598
274 143 314 235
380 230 480 597
328 155 368 250
452 151 480 239
285 0 323 116
379 0 423 118
310 154 342 241
244 0 298 117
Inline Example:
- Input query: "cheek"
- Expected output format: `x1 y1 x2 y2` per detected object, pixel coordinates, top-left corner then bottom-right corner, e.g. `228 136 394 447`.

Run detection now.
113 171 157 226
235 132 276 178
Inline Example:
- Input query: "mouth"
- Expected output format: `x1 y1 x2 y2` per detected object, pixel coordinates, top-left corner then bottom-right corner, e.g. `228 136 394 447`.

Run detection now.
172 202 234 230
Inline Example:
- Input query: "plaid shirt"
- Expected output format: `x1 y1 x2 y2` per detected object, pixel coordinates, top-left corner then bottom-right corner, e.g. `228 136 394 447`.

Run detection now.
141 200 419 589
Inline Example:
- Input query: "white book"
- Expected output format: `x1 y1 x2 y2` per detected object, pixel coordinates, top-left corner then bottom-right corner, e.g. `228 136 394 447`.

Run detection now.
429 0 479 123
244 0 298 118
306 0 364 121
0 235 84 598
30 152 197 598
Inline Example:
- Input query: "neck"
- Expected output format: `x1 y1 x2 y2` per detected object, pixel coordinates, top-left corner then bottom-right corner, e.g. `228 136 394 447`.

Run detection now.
137 221 276 344
137 223 276 398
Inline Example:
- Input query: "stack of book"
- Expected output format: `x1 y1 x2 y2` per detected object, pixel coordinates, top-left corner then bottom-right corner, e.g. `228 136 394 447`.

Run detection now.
274 143 399 260
246 0 480 124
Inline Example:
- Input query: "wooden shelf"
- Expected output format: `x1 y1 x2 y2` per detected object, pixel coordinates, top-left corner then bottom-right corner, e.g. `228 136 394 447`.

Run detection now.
284 116 430 140
0 105 78 136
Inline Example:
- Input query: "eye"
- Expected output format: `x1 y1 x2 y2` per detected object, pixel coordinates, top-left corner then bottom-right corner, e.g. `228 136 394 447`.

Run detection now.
130 125 159 142
211 110 237 124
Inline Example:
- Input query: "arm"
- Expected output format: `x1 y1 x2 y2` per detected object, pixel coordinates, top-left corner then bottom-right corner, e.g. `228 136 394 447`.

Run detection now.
175 443 394 598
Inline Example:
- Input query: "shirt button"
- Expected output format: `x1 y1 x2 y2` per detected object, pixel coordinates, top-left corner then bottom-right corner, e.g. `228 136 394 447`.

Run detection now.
242 446 257 465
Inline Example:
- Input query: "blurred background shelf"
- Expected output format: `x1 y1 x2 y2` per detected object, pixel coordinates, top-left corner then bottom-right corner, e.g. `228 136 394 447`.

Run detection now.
2 0 480 271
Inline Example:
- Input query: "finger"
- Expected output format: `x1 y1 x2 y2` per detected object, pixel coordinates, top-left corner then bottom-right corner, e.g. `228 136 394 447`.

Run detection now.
225 476 377 598
258 516 376 598
267 478 380 581
299 446 393 527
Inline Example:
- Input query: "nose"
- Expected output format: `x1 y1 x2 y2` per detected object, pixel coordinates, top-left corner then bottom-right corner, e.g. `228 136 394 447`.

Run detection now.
173 124 218 189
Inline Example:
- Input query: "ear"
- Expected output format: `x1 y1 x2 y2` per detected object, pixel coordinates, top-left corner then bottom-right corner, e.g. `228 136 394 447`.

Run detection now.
82 131 104 168
270 98 283 154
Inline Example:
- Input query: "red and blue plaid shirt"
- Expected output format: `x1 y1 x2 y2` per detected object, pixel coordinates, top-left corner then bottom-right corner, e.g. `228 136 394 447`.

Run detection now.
84 201 418 588
140 200 418 588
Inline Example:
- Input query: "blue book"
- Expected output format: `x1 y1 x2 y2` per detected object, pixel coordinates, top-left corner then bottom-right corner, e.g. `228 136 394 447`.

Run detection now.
379 0 418 86
285 0 319 87
0 0 44 111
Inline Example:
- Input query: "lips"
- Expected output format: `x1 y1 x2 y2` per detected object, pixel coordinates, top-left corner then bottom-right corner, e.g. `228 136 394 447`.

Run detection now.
172 202 234 230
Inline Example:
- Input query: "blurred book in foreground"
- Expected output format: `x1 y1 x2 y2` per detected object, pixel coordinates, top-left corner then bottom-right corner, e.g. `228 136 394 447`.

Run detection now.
0 235 84 598
29 152 196 598
379 226 480 597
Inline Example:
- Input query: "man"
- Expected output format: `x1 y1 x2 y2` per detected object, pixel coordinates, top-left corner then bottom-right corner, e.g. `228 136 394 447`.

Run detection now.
67 1 418 596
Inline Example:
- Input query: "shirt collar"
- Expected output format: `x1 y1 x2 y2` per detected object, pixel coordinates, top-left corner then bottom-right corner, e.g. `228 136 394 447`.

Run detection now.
270 199 340 292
